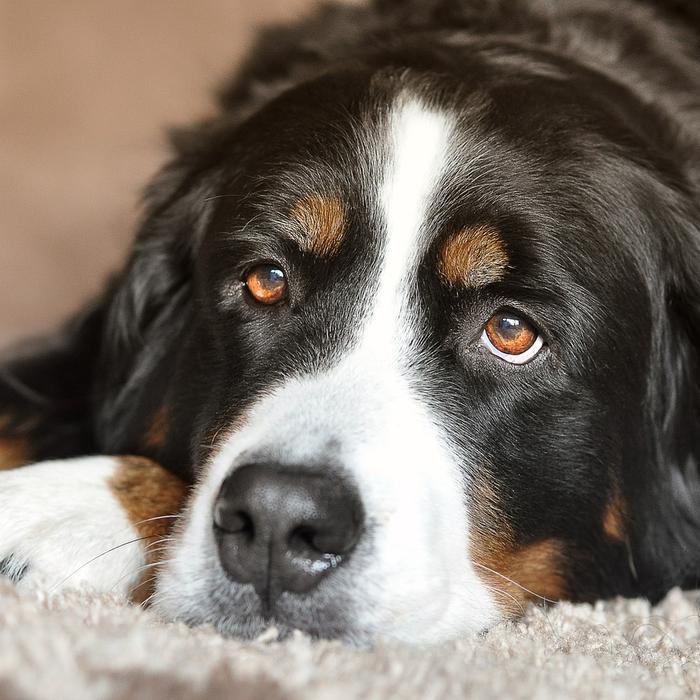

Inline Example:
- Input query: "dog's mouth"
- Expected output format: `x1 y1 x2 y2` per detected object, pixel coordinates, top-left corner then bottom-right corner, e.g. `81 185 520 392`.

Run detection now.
199 579 367 643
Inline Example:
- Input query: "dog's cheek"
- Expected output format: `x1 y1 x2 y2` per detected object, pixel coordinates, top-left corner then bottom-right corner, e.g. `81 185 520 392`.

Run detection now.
469 474 567 615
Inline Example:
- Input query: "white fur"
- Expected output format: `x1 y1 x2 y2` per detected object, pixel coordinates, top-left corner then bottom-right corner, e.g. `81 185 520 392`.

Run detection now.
0 457 146 597
367 98 451 347
155 97 500 642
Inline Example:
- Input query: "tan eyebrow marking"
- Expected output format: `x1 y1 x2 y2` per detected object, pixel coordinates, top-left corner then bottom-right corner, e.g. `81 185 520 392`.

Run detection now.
438 224 509 287
289 195 346 257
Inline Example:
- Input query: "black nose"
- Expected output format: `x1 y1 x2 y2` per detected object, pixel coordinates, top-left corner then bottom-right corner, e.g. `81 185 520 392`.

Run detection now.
213 464 363 609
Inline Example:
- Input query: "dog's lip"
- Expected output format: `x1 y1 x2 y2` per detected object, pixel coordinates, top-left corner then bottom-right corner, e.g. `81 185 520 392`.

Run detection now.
213 604 327 641
207 575 364 641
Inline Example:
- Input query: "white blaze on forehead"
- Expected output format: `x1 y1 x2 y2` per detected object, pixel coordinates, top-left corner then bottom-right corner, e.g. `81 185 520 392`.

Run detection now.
362 99 454 353
156 97 500 643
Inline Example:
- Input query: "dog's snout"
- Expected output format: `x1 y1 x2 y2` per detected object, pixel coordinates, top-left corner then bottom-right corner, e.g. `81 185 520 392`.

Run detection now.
213 464 363 607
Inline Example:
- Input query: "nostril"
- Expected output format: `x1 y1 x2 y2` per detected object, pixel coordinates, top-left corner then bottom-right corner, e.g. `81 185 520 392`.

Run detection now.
288 524 346 558
214 504 255 539
313 529 358 556
288 518 361 558
288 525 318 554
287 525 347 578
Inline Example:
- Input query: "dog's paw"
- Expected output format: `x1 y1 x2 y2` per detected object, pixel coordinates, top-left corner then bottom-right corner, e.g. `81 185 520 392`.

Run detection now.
0 457 153 598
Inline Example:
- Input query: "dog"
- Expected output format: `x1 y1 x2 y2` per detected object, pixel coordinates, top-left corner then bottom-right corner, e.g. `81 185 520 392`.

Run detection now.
1 0 699 645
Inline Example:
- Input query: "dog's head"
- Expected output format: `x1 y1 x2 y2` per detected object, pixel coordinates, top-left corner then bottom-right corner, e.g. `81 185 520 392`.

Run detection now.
94 40 700 643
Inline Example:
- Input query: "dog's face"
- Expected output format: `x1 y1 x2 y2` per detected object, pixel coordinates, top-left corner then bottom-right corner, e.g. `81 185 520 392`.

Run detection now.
98 46 700 643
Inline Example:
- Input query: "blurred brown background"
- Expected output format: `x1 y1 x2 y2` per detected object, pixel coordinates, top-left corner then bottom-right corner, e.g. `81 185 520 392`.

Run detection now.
0 0 317 348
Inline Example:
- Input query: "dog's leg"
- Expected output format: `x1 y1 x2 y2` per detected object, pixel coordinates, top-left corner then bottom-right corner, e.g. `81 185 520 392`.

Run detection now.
0 456 187 601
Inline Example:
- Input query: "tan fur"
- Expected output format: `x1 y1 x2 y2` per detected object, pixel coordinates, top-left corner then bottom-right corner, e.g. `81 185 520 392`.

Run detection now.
289 195 346 257
0 415 33 470
143 405 168 451
0 438 30 470
438 225 509 287
109 457 188 603
470 472 567 615
602 491 626 541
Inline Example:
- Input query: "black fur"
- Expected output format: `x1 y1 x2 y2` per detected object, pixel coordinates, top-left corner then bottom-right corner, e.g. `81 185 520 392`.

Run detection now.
2 0 700 611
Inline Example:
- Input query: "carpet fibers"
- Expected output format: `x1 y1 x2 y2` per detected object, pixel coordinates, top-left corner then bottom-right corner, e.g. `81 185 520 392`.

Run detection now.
1 582 699 699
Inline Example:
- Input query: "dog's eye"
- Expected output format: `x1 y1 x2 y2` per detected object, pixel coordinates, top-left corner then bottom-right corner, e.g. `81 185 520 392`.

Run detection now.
244 264 288 305
481 311 543 364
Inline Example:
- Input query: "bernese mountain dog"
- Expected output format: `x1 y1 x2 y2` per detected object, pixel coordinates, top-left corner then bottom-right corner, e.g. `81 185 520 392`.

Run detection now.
1 0 699 644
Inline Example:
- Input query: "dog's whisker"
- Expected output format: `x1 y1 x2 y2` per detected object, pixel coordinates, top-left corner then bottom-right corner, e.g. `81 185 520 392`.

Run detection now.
140 590 160 609
472 562 558 606
472 563 564 642
208 424 227 449
481 582 528 617
49 535 156 593
108 558 177 597
129 514 182 529
53 532 178 595
143 539 172 553
200 194 241 204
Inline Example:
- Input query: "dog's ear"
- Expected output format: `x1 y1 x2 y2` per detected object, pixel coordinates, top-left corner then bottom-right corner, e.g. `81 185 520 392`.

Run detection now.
0 298 108 463
0 167 210 464
627 213 700 599
0 132 223 465
93 150 222 454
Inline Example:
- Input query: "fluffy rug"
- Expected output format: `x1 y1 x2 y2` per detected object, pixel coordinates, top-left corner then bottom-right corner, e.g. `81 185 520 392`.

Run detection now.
1 582 699 699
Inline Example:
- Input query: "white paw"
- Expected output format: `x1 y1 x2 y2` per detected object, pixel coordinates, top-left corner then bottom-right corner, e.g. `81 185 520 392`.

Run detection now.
0 457 147 597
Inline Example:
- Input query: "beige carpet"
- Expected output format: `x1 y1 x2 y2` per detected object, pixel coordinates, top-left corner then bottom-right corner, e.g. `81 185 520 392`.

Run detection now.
1 581 698 699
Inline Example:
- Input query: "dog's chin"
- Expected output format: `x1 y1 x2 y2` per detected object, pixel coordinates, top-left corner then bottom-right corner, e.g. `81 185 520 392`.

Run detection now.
164 578 370 645
213 616 370 646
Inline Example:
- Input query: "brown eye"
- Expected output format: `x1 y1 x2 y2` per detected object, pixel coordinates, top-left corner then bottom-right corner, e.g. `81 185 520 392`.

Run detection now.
482 312 543 364
244 264 288 305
